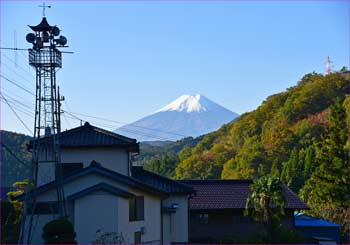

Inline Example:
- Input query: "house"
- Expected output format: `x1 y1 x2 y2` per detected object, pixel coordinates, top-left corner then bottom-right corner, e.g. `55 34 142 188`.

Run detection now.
294 212 342 244
20 122 193 244
181 180 309 243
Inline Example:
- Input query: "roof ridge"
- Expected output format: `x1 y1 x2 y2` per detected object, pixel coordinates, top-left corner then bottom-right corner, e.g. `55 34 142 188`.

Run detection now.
91 125 136 143
133 166 193 190
180 179 253 183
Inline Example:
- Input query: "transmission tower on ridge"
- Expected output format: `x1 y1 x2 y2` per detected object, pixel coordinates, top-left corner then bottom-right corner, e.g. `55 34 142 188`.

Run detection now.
326 56 332 74
19 9 68 244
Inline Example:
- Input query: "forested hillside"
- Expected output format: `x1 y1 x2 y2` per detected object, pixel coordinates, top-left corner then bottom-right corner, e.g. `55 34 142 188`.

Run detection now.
173 70 350 233
1 131 31 188
175 71 349 183
135 136 203 177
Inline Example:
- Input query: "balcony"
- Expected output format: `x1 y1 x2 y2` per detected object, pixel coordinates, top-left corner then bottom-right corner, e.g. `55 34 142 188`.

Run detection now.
29 48 62 68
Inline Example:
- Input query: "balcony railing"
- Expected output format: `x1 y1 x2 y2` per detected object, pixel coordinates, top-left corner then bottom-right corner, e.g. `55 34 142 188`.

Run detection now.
29 48 62 68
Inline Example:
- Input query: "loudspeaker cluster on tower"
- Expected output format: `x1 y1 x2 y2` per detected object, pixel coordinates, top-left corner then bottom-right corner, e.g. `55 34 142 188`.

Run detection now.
19 6 70 244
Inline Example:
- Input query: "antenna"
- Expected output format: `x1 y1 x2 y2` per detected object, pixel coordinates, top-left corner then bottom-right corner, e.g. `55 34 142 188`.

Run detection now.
38 2 51 17
326 56 332 74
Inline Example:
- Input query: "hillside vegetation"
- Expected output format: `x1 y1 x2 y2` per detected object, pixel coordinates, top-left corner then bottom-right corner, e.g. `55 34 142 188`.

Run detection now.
1 131 31 188
174 71 349 183
172 70 350 236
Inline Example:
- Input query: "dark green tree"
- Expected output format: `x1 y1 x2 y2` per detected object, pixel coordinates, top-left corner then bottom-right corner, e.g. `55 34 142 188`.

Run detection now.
301 98 349 206
245 176 286 241
300 97 350 242
42 219 77 244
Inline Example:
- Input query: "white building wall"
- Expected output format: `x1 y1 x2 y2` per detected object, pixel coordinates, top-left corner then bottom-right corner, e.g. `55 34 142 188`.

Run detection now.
74 191 119 244
36 147 130 186
29 174 162 244
61 148 129 175
118 188 162 244
162 194 189 243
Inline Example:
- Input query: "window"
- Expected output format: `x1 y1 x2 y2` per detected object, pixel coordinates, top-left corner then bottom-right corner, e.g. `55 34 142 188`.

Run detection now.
129 196 144 221
198 213 209 224
62 162 83 176
26 202 58 214
134 231 141 244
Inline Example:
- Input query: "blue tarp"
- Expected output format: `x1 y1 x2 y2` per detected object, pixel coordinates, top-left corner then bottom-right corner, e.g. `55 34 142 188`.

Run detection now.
295 212 341 227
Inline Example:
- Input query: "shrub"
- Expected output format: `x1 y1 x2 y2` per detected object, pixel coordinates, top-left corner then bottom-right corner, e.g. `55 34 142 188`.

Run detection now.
42 219 77 244
1 200 22 244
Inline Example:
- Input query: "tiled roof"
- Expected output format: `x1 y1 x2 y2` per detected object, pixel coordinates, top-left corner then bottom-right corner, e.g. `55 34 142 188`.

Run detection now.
30 122 139 151
181 180 309 210
132 166 194 194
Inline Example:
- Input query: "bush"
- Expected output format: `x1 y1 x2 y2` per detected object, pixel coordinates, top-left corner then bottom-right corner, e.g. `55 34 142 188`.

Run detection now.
1 200 21 244
42 219 77 244
268 226 307 244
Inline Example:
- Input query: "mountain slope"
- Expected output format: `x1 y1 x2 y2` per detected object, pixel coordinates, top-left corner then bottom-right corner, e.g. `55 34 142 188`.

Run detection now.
174 71 350 185
1 131 31 188
116 94 238 141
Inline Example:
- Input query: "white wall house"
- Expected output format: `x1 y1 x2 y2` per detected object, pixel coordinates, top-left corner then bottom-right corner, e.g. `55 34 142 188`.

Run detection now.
20 122 193 244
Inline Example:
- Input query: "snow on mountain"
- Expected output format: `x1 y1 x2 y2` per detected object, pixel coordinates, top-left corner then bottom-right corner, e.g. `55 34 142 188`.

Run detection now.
115 94 239 142
157 94 222 113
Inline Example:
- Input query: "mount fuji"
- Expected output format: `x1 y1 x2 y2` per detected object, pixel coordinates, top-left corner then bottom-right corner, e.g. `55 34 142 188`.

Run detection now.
115 94 239 142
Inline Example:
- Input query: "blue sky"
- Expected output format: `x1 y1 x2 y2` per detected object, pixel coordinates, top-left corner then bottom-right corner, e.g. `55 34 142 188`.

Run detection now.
1 1 349 136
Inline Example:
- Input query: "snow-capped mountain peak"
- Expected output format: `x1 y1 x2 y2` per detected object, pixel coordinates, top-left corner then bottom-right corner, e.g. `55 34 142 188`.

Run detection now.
116 94 239 141
157 94 220 113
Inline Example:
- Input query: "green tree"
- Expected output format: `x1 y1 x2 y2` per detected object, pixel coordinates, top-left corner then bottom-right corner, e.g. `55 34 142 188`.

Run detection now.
245 176 286 240
301 98 349 206
300 97 350 242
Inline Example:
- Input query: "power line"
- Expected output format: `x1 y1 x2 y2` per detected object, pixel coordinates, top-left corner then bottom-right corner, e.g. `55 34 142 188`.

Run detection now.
0 73 35 96
2 76 184 140
1 91 34 110
63 110 187 138
1 94 33 135
1 52 35 79
0 60 35 85
1 142 31 168
64 112 170 141
1 98 34 118
1 87 36 105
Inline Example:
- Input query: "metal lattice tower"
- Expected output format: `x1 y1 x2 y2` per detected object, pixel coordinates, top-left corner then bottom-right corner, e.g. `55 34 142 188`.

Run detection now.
19 13 68 244
326 56 332 74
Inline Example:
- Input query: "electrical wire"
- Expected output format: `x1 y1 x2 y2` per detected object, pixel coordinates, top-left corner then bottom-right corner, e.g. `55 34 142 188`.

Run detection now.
0 73 35 96
63 110 186 138
0 60 34 85
1 94 33 135
1 52 35 79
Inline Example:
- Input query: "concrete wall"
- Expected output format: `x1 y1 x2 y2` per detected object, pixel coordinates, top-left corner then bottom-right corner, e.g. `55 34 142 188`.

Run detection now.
36 147 130 186
162 194 189 244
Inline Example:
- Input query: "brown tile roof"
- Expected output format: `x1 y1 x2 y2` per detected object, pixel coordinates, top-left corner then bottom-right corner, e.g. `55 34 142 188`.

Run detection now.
180 179 309 210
